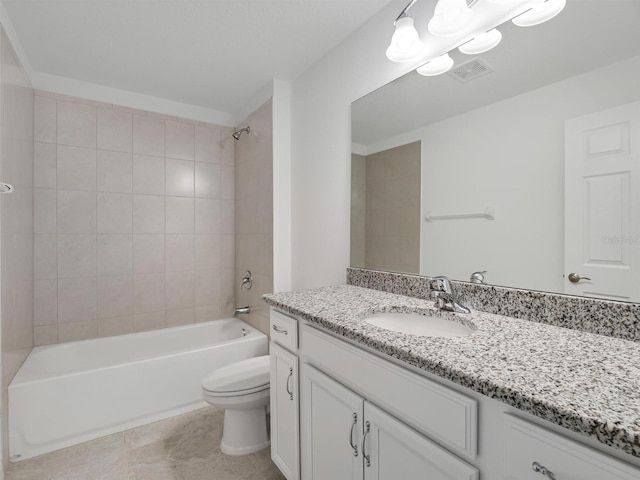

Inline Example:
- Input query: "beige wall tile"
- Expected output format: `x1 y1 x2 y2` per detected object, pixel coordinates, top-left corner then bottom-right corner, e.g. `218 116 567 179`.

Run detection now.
195 163 221 199
57 190 96 234
133 234 165 273
97 234 133 276
35 234 57 279
97 192 133 233
34 142 57 188
166 120 194 160
98 275 134 318
97 151 133 193
133 311 165 332
133 273 165 313
221 234 234 270
221 165 235 200
133 194 165 233
165 234 195 272
97 107 132 153
133 114 164 156
58 234 97 278
34 95 56 143
166 196 194 233
165 307 195 327
57 145 96 191
195 198 220 234
98 315 134 337
133 154 165 195
57 100 97 148
58 319 98 342
166 158 194 197
195 304 222 322
34 279 57 326
34 325 58 346
165 271 194 310
195 125 220 163
58 277 97 323
34 188 57 233
194 270 220 307
195 235 220 270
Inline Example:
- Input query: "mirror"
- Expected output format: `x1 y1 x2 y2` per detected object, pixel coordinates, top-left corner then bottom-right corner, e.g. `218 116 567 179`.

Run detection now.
351 0 640 302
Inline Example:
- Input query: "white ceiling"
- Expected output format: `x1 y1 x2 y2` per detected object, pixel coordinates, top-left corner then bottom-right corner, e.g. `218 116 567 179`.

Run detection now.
352 0 640 147
2 0 392 116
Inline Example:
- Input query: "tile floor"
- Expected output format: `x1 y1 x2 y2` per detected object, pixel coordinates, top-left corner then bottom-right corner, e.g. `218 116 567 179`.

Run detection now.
6 407 285 480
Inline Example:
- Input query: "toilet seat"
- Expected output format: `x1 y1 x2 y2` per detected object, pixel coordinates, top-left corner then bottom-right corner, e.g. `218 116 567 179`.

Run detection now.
203 355 270 397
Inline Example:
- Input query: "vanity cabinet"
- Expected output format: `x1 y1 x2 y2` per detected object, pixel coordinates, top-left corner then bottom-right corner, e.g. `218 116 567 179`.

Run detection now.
270 310 300 480
504 415 640 480
301 363 478 480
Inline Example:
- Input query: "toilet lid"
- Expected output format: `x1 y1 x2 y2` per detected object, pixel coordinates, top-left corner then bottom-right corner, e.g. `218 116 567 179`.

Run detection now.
203 355 270 395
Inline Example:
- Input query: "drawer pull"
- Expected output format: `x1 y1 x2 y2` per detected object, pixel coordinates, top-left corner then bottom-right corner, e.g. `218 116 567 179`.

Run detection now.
272 325 288 335
362 421 371 467
286 367 293 400
532 462 557 479
349 413 358 457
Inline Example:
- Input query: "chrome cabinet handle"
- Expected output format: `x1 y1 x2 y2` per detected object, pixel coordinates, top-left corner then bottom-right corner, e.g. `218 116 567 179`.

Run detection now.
285 367 293 400
272 325 288 335
348 413 358 457
568 273 591 283
361 421 371 467
532 462 557 479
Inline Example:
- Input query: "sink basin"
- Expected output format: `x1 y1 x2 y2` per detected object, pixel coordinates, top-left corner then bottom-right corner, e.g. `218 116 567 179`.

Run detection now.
363 312 474 338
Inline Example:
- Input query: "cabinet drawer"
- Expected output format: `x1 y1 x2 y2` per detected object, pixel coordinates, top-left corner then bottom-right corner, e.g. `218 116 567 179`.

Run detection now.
504 414 640 480
270 309 298 351
300 325 477 460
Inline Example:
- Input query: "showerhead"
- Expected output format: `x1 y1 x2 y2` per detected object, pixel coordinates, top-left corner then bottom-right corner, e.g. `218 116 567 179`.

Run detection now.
232 126 251 140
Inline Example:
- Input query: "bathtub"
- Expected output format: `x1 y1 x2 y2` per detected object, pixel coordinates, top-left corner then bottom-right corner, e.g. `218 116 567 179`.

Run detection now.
9 318 267 461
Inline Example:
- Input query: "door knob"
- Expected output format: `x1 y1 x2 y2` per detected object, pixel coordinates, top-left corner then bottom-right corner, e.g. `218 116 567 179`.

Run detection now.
568 273 591 283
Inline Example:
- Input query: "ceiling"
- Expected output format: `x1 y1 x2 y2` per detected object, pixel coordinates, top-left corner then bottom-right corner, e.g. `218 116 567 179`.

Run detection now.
352 0 640 147
3 0 392 116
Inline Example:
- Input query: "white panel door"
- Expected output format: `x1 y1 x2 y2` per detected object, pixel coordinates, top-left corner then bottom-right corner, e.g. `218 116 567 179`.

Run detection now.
565 101 640 301
300 364 364 480
363 402 478 480
270 343 300 480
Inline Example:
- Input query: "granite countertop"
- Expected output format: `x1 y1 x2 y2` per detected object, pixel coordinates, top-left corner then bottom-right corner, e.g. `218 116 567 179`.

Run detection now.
263 284 640 459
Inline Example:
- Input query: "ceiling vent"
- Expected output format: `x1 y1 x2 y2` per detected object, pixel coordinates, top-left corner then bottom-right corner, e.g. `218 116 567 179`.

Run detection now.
447 58 492 83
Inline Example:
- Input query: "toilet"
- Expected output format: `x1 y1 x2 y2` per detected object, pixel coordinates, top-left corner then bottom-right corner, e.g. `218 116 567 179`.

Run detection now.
202 355 271 455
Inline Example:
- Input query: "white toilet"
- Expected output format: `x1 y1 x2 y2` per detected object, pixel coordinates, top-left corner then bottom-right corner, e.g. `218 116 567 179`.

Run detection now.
202 355 271 455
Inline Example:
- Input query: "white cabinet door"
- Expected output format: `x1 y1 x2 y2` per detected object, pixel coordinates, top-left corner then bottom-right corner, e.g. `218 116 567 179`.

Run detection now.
363 402 478 480
301 364 364 480
271 343 300 480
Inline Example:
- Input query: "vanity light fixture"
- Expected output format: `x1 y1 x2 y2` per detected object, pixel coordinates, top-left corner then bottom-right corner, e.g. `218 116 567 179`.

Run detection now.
386 0 566 75
417 53 454 76
511 0 567 27
428 0 473 37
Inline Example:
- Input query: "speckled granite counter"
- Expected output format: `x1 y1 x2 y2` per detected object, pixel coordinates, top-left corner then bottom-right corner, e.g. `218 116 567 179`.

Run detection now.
263 284 640 459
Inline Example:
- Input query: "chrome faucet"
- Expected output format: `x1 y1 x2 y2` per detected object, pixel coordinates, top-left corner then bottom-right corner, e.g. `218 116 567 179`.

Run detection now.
470 271 486 284
431 276 470 314
241 271 253 290
234 306 251 315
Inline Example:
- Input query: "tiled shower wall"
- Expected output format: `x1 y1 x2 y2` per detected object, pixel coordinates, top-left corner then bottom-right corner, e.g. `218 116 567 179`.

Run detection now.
234 100 273 334
33 92 236 345
1 26 34 466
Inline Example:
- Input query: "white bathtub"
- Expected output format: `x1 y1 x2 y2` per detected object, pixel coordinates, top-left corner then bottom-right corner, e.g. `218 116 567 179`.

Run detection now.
9 318 267 461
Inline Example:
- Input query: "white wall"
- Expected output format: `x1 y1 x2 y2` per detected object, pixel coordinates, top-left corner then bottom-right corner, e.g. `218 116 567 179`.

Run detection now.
289 0 414 289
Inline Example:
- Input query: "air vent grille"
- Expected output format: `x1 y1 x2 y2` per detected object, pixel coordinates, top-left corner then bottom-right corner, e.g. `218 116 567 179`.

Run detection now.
448 58 492 83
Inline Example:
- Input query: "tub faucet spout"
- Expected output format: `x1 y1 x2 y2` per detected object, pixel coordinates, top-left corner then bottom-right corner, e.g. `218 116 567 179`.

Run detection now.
234 306 250 315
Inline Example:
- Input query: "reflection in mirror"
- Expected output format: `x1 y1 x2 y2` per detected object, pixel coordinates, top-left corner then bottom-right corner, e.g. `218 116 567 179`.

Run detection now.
351 0 640 302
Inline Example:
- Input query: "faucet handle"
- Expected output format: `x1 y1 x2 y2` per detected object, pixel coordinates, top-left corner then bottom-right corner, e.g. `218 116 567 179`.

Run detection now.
432 275 452 293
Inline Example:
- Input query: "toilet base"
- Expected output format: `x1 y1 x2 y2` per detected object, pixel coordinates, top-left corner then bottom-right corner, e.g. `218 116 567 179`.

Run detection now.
220 406 270 456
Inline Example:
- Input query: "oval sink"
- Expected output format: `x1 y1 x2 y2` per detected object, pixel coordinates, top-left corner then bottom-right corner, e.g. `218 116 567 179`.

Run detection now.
363 312 474 338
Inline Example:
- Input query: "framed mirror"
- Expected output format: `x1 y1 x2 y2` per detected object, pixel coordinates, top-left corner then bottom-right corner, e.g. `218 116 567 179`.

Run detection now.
351 0 640 302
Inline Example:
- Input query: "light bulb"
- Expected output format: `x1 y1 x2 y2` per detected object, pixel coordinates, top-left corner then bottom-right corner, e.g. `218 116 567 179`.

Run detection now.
416 53 454 76
386 16 424 62
428 0 473 37
459 28 502 55
512 0 566 27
